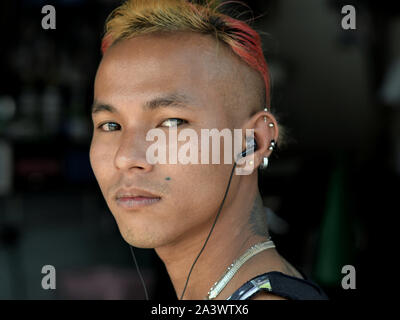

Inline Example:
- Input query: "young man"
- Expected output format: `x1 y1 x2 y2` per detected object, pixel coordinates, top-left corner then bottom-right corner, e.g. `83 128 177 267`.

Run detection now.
89 0 328 300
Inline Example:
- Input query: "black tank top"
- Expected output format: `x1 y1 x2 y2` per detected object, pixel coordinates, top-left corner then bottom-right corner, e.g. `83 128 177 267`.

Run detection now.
226 271 329 300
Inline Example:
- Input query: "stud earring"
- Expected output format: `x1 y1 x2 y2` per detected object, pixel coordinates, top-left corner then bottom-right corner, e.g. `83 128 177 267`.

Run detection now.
263 107 268 122
268 123 274 128
268 139 276 151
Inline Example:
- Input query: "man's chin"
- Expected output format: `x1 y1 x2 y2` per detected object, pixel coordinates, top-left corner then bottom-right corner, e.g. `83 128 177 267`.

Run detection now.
118 225 173 249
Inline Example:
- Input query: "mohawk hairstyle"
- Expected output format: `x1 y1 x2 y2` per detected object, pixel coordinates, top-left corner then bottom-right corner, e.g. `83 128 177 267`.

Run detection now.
101 0 271 108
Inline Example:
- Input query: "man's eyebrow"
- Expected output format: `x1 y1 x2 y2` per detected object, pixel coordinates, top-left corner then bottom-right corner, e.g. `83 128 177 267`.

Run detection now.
92 93 195 114
92 101 118 114
144 93 194 110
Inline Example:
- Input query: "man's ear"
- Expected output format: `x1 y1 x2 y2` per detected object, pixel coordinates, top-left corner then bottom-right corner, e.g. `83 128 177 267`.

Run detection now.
240 109 279 169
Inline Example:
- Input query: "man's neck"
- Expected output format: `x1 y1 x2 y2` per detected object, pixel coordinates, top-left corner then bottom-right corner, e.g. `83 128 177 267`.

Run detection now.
154 181 274 300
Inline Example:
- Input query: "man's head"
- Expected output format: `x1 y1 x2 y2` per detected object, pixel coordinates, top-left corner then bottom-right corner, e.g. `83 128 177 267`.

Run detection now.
101 0 271 108
90 0 280 249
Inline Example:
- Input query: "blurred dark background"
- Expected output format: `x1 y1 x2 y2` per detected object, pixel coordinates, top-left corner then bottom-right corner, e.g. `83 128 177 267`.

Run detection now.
0 0 399 300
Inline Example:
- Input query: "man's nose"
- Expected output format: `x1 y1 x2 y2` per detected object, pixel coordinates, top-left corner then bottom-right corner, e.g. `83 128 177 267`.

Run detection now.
114 129 154 172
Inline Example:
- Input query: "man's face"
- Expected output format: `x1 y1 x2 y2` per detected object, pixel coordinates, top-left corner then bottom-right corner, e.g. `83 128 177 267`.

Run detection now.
90 32 253 249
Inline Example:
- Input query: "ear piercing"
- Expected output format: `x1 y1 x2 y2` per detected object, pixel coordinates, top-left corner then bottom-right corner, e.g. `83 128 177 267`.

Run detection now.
268 139 276 151
260 140 276 170
263 108 275 130
263 107 268 122
261 107 276 169
263 107 274 127
260 157 269 169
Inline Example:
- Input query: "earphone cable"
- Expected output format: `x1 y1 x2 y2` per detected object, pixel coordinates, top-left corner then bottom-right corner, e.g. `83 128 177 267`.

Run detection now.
129 244 150 300
179 161 237 300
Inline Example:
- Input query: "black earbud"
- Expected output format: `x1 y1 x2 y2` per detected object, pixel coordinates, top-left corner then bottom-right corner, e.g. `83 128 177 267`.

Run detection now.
237 139 257 159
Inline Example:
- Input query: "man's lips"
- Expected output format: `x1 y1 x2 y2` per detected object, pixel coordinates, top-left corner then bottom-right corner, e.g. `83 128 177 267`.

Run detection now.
115 188 161 210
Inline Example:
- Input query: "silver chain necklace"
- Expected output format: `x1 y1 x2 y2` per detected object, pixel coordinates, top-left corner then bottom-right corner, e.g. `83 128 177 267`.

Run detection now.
206 238 275 300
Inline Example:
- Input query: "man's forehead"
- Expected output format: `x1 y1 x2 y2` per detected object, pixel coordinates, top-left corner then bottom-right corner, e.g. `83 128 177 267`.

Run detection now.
98 32 242 83
95 31 263 118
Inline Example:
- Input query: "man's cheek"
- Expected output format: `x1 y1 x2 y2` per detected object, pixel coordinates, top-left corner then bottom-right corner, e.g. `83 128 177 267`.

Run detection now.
175 165 215 198
90 149 114 183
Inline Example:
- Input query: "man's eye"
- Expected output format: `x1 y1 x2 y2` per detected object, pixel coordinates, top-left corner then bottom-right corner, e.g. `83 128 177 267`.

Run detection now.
160 118 188 128
98 122 121 132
